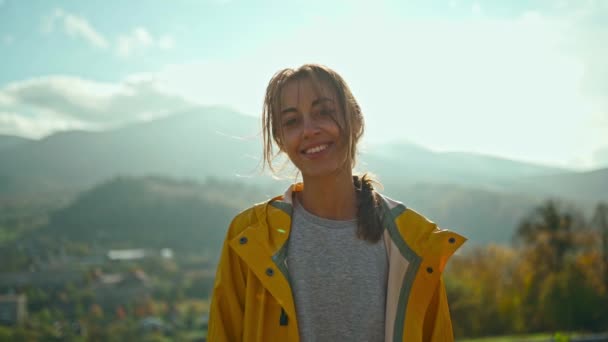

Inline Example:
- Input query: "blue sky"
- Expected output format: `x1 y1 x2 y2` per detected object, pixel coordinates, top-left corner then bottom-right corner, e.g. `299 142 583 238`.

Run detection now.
1 0 607 169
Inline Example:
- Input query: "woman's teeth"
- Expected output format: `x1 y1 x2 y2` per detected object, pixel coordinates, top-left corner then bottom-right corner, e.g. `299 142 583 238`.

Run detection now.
305 144 328 154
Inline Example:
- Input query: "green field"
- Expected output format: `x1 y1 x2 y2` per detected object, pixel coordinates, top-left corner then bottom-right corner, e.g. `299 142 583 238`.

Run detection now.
459 334 552 342
458 332 608 342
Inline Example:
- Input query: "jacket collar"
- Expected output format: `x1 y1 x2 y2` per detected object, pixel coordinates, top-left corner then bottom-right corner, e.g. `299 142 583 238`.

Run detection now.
242 182 466 263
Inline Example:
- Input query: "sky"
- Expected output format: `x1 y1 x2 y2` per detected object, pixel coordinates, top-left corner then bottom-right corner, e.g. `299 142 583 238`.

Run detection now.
0 0 607 170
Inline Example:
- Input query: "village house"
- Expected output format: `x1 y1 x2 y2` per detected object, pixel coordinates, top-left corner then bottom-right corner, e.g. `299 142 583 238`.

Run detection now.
91 269 152 311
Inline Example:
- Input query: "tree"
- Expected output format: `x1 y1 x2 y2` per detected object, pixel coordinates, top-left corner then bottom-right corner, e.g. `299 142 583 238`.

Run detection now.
515 200 583 274
591 202 608 290
514 200 588 331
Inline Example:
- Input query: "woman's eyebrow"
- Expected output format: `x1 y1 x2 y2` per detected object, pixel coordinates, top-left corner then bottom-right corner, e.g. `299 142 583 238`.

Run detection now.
280 97 334 115
312 97 334 107
281 107 298 115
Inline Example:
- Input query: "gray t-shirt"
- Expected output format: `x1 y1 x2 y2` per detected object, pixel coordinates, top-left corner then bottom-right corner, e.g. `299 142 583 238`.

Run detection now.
286 198 388 341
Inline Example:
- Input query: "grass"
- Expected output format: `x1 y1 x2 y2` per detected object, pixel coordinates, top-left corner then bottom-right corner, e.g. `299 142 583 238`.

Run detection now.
458 333 554 342
458 331 608 342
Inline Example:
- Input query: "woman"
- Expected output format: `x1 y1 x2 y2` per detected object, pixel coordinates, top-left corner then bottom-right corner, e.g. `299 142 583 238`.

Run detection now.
208 64 466 341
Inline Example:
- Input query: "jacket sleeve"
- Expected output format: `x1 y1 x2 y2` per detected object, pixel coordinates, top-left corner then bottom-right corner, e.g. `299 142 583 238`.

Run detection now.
207 217 248 342
423 276 455 342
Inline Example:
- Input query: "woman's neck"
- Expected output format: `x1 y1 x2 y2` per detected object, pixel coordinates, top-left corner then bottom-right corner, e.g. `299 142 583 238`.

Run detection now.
297 167 356 220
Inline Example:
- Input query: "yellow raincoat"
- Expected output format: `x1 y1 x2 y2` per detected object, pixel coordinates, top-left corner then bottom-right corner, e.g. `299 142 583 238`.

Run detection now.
208 184 466 341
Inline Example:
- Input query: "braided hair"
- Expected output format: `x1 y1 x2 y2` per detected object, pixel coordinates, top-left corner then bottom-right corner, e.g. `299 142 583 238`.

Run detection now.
353 173 385 242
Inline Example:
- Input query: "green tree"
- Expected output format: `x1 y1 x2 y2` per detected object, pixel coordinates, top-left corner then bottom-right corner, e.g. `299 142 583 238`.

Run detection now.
591 202 608 289
515 200 583 274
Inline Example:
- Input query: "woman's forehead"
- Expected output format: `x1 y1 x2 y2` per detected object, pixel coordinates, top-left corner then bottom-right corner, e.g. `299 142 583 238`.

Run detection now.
279 77 336 107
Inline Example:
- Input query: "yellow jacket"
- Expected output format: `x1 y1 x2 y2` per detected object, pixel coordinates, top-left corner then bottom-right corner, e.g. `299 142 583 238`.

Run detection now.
208 184 466 341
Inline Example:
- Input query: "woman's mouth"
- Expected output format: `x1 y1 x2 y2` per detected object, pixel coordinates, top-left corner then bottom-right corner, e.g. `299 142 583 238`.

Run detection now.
304 144 329 154
301 143 333 158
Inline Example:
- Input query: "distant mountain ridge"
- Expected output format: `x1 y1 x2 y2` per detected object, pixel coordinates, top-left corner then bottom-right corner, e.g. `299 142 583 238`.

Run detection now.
0 105 605 205
0 107 262 194
0 135 31 151
506 167 608 204
1 104 605 248
361 141 567 189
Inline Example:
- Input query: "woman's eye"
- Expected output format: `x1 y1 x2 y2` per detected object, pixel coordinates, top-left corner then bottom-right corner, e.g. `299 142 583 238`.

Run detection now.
283 118 297 127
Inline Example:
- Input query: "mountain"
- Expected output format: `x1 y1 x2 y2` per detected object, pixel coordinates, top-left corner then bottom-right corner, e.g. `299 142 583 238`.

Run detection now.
0 105 605 209
0 106 265 195
507 167 608 204
21 176 274 256
359 141 567 189
0 135 31 151
382 182 543 245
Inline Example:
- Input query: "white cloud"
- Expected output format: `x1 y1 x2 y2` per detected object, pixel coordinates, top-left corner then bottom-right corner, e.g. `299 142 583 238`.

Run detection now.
116 27 175 57
43 8 109 49
0 111 88 139
0 76 193 138
136 60 274 116
41 9 174 56
0 93 14 106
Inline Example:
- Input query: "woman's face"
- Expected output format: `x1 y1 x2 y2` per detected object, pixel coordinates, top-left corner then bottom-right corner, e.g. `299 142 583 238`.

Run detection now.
278 77 348 178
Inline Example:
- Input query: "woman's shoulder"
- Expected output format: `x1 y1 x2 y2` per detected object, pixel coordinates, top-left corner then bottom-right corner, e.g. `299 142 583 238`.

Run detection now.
225 202 263 237
378 192 467 251
224 195 283 238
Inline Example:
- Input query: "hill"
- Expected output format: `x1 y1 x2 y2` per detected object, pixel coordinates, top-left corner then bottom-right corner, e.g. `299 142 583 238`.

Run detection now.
360 141 567 188
47 176 270 250
382 182 543 245
0 106 263 195
7 176 275 264
506 167 608 204
0 134 31 150
25 176 544 251
0 105 590 202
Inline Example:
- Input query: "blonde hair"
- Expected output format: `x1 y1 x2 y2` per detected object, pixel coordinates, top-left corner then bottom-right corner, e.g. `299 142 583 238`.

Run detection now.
262 64 364 173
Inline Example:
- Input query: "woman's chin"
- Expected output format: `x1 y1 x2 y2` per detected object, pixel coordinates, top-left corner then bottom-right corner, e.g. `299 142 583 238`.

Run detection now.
299 164 350 180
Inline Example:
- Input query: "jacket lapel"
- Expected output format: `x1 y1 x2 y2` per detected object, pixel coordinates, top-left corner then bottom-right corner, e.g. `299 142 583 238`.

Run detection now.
228 190 298 321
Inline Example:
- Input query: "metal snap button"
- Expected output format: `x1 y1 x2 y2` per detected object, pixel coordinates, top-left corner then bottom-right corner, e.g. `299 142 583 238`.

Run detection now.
239 237 248 244
426 267 433 274
448 237 456 244
266 268 274 276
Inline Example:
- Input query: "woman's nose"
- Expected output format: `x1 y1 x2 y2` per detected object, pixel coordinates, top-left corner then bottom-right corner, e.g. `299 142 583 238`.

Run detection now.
301 115 321 138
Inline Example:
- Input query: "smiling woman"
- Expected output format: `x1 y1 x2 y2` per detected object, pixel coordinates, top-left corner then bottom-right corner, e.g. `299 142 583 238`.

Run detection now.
208 64 467 342
270 70 356 185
